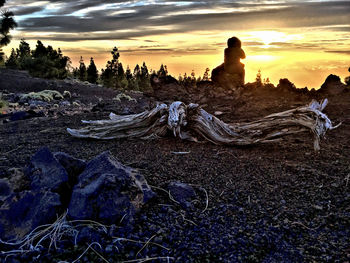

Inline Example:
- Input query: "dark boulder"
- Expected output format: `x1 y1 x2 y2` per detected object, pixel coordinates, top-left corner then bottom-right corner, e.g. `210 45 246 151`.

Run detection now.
0 190 61 240
53 152 86 182
168 182 196 209
211 63 242 91
68 151 155 225
150 74 189 103
26 147 69 192
277 78 297 92
319 74 346 95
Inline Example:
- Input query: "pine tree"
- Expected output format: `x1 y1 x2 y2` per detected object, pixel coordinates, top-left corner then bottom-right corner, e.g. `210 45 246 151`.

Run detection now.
16 39 31 69
139 62 151 92
178 73 183 83
203 68 210 81
125 65 132 80
157 64 167 78
101 46 126 89
125 65 137 90
130 64 141 90
5 48 18 68
0 1 17 62
87 57 98 83
78 56 87 81
190 70 196 87
116 62 127 89
133 64 141 82
73 67 79 78
27 40 69 79
32 40 47 58
256 69 262 87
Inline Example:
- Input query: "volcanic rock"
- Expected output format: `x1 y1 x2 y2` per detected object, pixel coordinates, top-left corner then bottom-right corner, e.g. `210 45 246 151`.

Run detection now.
319 74 346 95
26 147 69 192
53 152 86 181
9 110 45 122
68 151 155 225
168 182 196 209
0 190 61 240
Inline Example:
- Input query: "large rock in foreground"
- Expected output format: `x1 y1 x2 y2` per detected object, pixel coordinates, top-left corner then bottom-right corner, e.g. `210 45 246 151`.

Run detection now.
0 148 155 241
26 147 69 192
68 151 155 225
0 190 61 240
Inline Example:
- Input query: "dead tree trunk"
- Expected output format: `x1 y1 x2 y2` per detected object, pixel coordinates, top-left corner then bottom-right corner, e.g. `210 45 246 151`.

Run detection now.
67 99 340 151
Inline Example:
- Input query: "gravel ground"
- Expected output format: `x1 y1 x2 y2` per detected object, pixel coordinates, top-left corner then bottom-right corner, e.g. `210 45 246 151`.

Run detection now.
1 69 350 262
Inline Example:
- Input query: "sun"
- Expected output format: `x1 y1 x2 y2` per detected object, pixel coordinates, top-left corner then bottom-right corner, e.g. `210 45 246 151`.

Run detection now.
247 30 298 47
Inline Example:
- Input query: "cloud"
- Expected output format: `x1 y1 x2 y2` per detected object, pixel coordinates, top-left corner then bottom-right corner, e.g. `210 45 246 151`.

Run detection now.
4 0 350 41
13 6 45 16
325 50 350 55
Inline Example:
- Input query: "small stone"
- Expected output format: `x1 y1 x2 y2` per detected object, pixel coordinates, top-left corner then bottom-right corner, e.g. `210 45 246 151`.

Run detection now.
168 182 196 209
105 244 114 253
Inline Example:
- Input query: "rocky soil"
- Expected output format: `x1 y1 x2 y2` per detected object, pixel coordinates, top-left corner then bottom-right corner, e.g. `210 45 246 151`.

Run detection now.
0 69 350 262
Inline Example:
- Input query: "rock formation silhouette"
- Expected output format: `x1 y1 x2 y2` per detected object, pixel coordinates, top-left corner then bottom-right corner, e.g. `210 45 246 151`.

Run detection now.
212 37 246 89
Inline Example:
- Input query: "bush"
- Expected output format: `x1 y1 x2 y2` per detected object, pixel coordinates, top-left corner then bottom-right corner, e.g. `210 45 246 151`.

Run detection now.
0 93 8 111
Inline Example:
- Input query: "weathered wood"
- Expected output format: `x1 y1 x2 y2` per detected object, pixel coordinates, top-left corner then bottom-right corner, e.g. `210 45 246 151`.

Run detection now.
67 99 340 151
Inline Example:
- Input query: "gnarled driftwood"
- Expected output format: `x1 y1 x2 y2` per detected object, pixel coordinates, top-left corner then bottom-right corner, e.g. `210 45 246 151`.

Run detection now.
67 99 340 151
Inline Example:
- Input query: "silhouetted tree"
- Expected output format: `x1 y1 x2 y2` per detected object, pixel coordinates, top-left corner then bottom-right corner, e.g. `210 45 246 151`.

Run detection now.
32 40 47 58
72 67 79 78
117 62 128 89
86 57 98 84
139 62 151 92
19 40 70 79
78 56 87 81
16 39 31 69
202 67 210 81
4 48 18 68
124 65 138 90
125 65 132 80
101 46 127 89
157 64 167 78
263 77 270 85
129 64 141 90
256 69 262 87
0 1 17 62
190 70 197 87
178 73 183 83
180 72 188 86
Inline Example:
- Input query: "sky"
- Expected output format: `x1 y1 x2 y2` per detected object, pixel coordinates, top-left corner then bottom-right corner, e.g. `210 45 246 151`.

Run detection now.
2 0 350 89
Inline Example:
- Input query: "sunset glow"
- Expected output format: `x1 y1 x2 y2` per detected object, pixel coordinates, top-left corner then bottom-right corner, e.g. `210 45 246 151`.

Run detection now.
3 0 350 89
